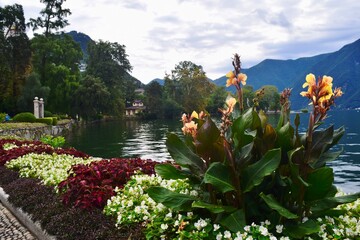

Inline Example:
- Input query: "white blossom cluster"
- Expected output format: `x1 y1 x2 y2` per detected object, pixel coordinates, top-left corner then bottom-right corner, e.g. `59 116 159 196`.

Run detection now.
2 143 20 150
5 153 97 186
103 174 196 226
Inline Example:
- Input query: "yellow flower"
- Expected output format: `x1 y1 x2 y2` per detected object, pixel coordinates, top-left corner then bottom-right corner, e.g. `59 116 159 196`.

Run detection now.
226 71 235 78
191 111 198 119
237 73 247 86
226 71 236 87
225 96 237 113
302 73 316 88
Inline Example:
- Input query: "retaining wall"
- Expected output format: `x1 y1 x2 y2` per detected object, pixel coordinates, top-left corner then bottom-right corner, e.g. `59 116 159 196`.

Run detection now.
0 120 75 140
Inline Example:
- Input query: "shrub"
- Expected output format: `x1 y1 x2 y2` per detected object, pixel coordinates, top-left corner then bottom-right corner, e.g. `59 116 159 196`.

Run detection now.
12 112 36 123
44 110 53 117
40 135 65 148
52 117 58 125
58 158 158 209
0 113 7 122
36 117 53 125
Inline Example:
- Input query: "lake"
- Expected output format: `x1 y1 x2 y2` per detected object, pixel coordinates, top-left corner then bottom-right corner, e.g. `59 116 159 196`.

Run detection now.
65 110 360 193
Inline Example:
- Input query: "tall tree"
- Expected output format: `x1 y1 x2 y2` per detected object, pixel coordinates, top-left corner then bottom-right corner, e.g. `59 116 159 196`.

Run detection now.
73 75 110 120
144 81 163 118
0 4 31 114
165 61 215 113
86 40 132 116
28 0 71 37
31 34 83 113
206 86 229 115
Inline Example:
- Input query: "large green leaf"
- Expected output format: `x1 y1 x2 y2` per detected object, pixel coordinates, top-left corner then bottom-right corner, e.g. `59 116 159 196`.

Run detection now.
288 147 309 188
285 220 320 239
276 122 294 152
311 149 342 169
260 193 298 219
232 108 260 148
310 192 360 213
219 209 246 232
242 148 281 192
203 162 235 193
147 186 196 211
192 201 236 214
155 164 188 180
304 167 334 202
166 133 205 174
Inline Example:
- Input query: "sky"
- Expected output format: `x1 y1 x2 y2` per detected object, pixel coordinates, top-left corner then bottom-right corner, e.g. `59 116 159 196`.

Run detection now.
2 0 360 84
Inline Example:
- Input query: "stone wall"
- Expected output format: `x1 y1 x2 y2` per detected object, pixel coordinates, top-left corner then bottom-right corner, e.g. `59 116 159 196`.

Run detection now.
0 120 75 140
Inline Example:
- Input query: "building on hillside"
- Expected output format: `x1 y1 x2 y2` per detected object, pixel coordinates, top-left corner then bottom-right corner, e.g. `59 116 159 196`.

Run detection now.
125 100 146 116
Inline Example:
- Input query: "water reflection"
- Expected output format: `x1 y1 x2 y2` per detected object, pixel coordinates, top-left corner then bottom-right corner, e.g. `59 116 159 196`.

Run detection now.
66 111 360 193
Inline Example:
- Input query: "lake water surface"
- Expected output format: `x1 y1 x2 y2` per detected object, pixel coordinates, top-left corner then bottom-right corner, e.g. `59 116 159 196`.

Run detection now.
66 110 360 193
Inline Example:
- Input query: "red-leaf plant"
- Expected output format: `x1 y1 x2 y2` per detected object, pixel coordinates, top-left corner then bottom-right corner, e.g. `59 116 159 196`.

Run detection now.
58 158 159 210
0 139 89 166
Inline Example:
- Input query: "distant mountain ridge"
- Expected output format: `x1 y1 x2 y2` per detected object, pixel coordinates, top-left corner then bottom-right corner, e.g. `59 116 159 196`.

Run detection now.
213 38 360 110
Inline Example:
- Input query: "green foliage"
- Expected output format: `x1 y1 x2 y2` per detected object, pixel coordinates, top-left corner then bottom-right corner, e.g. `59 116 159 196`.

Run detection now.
148 99 359 239
12 112 36 123
0 4 32 115
28 0 71 37
44 110 53 117
35 117 53 125
0 113 7 122
51 117 58 125
73 75 111 120
40 135 65 148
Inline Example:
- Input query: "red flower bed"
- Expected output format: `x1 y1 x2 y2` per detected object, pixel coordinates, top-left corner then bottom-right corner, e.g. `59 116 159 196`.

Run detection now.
58 158 158 209
0 139 89 166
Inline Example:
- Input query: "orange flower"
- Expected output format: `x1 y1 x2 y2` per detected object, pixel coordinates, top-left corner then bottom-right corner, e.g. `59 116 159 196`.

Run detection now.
237 73 247 86
225 96 237 113
181 121 197 138
225 71 247 87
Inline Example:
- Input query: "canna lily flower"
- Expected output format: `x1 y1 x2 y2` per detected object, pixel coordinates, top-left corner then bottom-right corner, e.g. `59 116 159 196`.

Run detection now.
181 121 198 138
225 96 237 113
300 73 343 121
237 73 247 85
225 71 247 87
191 111 199 119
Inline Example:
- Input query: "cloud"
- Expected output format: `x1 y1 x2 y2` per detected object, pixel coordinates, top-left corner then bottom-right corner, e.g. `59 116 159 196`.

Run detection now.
3 0 360 83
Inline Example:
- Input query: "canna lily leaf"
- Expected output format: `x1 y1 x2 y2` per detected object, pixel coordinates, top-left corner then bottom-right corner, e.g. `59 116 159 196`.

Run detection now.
304 167 334 202
285 220 320 239
260 193 298 219
219 209 246 232
196 117 220 145
147 186 196 211
310 192 360 213
155 164 188 180
203 162 235 193
166 133 205 174
242 148 281 192
192 201 236 214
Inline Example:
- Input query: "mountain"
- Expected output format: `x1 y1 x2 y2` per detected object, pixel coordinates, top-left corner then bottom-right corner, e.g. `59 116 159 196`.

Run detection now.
66 31 93 59
149 78 165 86
214 38 360 110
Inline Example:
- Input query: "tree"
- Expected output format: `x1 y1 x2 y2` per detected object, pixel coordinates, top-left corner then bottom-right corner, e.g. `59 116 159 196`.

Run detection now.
31 34 83 113
0 4 31 114
164 61 215 113
206 86 229 115
17 73 50 112
86 40 132 88
86 40 132 116
144 81 163 118
28 0 71 37
257 85 280 112
73 75 111 120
